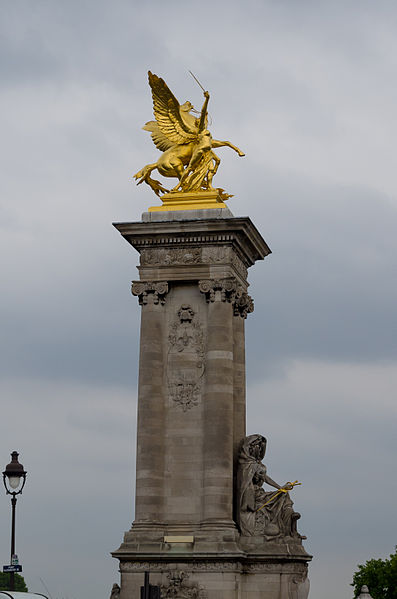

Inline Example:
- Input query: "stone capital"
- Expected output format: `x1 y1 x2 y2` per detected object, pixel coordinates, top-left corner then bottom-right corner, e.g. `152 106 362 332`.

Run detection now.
198 277 237 303
198 278 254 318
131 280 169 305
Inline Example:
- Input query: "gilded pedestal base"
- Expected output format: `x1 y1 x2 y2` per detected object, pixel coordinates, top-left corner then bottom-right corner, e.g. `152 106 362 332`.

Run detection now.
148 190 229 212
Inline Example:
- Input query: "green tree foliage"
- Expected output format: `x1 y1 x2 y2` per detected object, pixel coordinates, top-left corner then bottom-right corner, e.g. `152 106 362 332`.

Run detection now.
0 572 28 592
352 547 397 599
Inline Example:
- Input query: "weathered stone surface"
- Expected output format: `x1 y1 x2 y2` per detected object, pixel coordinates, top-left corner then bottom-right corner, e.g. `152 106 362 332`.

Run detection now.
117 560 310 599
112 211 311 598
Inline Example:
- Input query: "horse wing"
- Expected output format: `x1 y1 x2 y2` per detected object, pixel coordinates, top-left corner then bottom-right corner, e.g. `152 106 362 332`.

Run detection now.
148 71 197 146
143 121 175 152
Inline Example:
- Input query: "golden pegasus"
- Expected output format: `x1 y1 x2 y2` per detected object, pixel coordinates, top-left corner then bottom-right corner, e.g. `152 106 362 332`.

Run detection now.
134 71 245 199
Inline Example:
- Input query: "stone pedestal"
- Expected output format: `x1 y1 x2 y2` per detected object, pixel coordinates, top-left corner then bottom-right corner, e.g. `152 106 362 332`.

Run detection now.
112 209 311 598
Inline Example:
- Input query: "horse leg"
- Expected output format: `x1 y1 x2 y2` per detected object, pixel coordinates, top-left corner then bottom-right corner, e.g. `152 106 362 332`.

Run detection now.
133 163 157 184
211 139 245 157
134 163 169 196
169 158 188 192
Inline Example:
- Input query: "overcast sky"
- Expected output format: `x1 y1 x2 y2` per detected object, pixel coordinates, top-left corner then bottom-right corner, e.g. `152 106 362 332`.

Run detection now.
1 2 396 599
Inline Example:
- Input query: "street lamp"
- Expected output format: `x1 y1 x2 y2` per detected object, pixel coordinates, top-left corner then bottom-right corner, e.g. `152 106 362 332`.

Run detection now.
3 451 27 592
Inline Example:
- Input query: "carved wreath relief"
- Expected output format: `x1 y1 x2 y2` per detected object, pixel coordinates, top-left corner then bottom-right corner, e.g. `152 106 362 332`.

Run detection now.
167 305 205 411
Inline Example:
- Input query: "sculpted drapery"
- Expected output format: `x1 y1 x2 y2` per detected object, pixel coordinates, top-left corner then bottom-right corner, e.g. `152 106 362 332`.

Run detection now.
236 435 304 541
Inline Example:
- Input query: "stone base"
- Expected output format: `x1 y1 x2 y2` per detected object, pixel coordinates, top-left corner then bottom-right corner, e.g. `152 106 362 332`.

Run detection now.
116 558 309 599
142 207 235 222
148 190 229 212
113 530 310 599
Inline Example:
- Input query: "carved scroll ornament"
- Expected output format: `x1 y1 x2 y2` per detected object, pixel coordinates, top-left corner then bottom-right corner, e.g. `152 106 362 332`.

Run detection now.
131 281 169 305
198 278 254 318
198 278 237 303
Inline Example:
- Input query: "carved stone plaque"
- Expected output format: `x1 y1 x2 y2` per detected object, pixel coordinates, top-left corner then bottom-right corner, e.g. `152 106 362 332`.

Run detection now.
167 305 205 411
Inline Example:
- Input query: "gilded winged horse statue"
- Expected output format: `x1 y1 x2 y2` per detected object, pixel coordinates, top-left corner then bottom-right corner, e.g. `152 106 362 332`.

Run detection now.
134 72 245 198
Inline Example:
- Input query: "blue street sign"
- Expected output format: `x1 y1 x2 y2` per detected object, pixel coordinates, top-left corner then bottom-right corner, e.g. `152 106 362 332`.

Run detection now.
3 565 22 572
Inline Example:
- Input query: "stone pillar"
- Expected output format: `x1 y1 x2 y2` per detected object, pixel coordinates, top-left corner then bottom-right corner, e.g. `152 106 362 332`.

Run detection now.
112 210 311 598
201 289 235 526
131 282 168 525
232 310 247 519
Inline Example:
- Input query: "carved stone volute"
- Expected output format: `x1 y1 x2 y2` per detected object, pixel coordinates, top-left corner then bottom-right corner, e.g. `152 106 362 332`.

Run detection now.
198 278 254 318
131 281 169 305
198 278 237 303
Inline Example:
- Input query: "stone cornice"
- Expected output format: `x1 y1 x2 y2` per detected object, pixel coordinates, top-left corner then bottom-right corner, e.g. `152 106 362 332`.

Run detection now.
113 217 271 268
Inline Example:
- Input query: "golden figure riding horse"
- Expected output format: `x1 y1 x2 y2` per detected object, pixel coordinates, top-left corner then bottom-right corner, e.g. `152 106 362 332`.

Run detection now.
134 72 244 198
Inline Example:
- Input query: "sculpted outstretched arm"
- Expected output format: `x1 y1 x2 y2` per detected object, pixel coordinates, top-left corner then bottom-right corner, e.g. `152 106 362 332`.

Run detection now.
264 474 294 492
264 473 281 490
198 91 210 132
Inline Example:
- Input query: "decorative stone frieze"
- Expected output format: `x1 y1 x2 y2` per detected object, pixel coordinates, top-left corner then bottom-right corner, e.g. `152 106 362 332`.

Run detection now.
201 246 228 263
131 281 169 305
244 562 307 573
140 247 201 266
114 218 271 270
120 561 241 573
191 561 241 572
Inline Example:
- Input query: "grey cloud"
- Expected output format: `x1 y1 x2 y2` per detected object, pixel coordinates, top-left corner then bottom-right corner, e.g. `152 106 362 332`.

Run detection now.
244 171 397 381
2 2 397 599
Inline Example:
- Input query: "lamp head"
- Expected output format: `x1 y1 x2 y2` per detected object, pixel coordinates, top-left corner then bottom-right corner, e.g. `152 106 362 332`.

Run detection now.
3 451 27 494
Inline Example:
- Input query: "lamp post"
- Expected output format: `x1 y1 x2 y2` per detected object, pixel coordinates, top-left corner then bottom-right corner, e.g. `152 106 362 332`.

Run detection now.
3 451 27 592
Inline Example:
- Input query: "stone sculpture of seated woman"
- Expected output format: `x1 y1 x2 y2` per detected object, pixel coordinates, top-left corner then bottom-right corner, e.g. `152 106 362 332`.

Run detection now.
236 434 304 541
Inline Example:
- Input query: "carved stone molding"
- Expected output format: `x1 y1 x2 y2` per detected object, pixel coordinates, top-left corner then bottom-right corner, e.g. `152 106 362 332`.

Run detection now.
191 561 241 572
161 571 207 599
131 281 169 305
114 218 271 270
244 562 307 574
120 562 164 572
167 305 205 411
119 561 241 573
